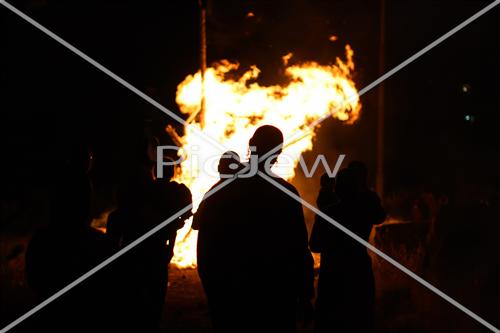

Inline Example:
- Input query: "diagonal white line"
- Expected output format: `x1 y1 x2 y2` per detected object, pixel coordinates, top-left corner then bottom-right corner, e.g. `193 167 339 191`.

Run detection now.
278 0 500 161
1 0 499 331
0 173 240 333
257 171 500 333
0 0 229 155
357 0 500 98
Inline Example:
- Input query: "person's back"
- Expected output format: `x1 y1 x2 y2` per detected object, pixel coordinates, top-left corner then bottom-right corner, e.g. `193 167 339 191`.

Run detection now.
113 147 192 331
310 173 338 253
316 173 337 210
348 160 386 233
201 175 307 284
134 177 192 329
26 224 110 298
25 147 115 332
196 126 314 333
151 179 191 259
312 167 385 333
197 174 312 333
319 164 385 258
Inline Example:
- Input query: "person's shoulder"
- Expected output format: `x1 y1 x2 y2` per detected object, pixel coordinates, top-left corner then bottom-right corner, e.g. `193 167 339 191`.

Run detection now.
254 174 301 203
198 179 239 208
178 182 192 195
358 189 379 201
206 179 234 197
273 176 300 195
167 181 191 196
367 190 382 202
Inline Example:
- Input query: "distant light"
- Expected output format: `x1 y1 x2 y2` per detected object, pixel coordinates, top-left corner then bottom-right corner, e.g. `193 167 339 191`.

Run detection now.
247 12 255 18
329 35 338 42
464 114 475 123
461 83 471 94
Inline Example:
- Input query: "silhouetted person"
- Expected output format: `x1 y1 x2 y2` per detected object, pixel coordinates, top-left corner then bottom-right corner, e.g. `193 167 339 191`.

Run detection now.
103 136 157 331
217 150 243 178
25 144 115 332
311 166 385 333
106 138 191 332
148 158 192 326
195 125 314 333
192 151 242 231
316 173 337 209
310 173 338 253
348 161 386 224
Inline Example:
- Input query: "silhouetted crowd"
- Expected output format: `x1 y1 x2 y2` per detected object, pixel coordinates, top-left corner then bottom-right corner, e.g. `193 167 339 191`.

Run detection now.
310 162 386 333
22 125 385 333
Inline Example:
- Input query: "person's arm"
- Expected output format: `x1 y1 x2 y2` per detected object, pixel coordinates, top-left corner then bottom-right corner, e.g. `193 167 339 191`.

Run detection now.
289 186 315 302
179 184 193 222
191 211 201 230
170 184 193 231
191 195 206 231
300 246 315 303
309 215 323 253
288 185 315 325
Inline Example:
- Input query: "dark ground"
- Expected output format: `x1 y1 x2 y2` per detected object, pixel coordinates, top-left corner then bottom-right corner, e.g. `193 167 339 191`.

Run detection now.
164 268 213 333
163 267 316 333
1 215 499 332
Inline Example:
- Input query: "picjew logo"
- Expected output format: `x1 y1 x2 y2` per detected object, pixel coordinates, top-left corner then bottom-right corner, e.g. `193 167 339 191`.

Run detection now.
156 145 345 179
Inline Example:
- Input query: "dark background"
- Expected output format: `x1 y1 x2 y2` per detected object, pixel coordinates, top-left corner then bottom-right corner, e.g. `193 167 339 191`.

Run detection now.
1 0 500 331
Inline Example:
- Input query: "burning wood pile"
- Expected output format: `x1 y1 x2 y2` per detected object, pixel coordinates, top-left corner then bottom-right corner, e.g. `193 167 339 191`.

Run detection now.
169 46 361 268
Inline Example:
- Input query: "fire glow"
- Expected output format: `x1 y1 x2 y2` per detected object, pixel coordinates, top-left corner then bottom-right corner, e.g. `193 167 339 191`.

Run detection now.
170 45 361 268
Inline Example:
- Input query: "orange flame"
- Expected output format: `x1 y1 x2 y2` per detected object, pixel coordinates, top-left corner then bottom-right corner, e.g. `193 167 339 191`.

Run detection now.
170 45 361 268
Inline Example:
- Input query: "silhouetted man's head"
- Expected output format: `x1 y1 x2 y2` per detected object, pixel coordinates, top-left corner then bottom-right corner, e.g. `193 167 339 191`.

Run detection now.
348 160 368 190
320 173 335 191
249 125 284 166
218 151 241 177
335 168 358 200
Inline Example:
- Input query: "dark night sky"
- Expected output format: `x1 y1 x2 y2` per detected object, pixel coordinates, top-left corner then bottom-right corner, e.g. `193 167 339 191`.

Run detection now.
2 0 500 203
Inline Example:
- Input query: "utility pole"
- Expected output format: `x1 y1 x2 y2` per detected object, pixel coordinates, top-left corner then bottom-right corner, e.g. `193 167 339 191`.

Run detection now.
376 0 386 199
199 0 207 128
187 0 208 126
